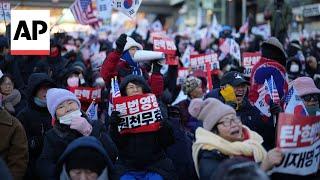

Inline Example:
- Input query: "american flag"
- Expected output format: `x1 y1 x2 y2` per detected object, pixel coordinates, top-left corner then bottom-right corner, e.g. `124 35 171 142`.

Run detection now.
284 86 294 106
267 76 280 104
70 0 99 26
108 77 121 116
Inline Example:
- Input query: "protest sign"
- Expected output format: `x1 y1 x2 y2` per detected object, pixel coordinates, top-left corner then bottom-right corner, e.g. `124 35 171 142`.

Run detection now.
242 52 261 77
273 113 320 176
0 2 10 22
190 53 219 72
69 87 102 103
177 68 190 85
153 36 178 65
113 93 162 134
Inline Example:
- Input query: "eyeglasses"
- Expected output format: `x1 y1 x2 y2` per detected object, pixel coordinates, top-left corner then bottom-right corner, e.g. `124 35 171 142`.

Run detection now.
302 94 319 102
0 82 13 87
217 117 241 127
126 85 142 91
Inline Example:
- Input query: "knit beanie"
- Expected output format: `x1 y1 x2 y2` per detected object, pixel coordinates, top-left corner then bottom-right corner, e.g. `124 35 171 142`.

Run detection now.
182 76 202 95
119 75 151 96
292 77 320 97
188 98 236 131
123 36 143 52
66 147 106 176
46 88 81 118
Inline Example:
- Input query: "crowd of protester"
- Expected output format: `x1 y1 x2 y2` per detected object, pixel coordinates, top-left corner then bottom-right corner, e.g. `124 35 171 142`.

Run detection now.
1 7 320 180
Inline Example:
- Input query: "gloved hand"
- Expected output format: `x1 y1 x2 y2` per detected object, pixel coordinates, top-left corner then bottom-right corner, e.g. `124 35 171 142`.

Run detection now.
151 60 163 73
270 101 282 116
109 111 121 126
70 117 92 136
116 34 127 53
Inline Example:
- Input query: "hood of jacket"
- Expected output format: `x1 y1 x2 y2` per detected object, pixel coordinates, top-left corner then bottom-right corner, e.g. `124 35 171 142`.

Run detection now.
57 136 114 177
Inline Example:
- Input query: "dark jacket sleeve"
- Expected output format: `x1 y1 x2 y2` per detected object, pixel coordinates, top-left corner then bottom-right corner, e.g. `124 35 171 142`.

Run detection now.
198 150 228 180
36 134 57 180
6 119 28 180
100 51 121 85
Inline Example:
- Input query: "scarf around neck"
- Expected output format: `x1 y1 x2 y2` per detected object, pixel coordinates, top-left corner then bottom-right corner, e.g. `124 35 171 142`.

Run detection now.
192 126 267 177
121 50 142 75
2 89 21 113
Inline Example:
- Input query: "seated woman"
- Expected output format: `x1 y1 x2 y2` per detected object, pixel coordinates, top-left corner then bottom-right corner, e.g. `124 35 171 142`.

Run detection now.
36 88 117 180
109 75 177 180
188 98 283 180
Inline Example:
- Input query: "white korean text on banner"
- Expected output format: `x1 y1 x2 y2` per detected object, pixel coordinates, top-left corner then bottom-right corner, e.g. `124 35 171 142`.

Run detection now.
114 93 162 135
69 87 102 103
177 68 190 85
190 53 219 72
112 0 141 19
0 1 10 21
273 113 320 176
242 52 261 77
153 36 177 65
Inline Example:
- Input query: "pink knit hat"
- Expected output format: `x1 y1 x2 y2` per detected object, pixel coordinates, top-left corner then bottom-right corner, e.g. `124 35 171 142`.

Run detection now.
293 77 320 97
188 98 236 131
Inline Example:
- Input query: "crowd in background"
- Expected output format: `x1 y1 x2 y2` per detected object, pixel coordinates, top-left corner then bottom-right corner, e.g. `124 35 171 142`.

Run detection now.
0 2 320 180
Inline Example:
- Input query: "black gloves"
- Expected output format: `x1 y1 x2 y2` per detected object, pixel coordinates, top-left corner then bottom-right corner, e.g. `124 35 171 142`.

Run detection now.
116 34 127 53
109 111 121 126
270 101 282 116
152 60 163 73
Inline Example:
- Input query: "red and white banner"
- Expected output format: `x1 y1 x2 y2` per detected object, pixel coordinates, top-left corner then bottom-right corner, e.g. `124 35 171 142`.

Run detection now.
113 93 162 134
69 87 102 103
190 53 219 72
177 68 190 85
274 113 320 176
153 36 177 55
153 36 177 65
242 52 261 77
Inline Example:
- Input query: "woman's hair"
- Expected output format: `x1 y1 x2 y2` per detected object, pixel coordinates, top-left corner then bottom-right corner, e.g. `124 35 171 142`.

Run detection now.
0 74 14 87
211 125 219 134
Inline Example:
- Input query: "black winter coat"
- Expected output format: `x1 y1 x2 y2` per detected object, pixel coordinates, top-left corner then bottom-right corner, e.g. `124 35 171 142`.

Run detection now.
17 73 55 180
198 150 228 180
110 117 176 179
36 117 118 180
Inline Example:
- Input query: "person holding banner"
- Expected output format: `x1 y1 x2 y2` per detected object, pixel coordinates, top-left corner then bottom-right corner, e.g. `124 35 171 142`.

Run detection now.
36 88 117 180
292 77 320 116
109 75 177 180
189 98 283 180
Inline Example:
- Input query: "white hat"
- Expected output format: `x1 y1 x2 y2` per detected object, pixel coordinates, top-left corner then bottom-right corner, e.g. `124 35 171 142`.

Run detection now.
123 36 143 52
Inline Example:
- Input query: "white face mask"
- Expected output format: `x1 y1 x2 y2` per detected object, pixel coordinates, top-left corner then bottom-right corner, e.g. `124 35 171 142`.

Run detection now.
224 64 231 72
67 76 79 87
58 109 82 125
290 64 299 73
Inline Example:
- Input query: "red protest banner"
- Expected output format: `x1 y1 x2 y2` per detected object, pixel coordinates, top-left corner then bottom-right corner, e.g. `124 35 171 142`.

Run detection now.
113 93 162 135
190 53 219 72
69 87 102 103
153 36 177 55
153 36 178 65
177 67 190 85
274 113 320 176
242 52 261 77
